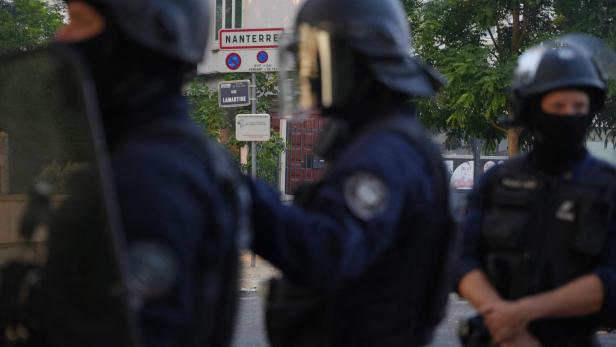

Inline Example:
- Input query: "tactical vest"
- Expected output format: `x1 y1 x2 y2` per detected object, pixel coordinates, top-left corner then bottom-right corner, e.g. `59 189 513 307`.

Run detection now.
481 157 615 300
266 114 457 347
120 120 250 347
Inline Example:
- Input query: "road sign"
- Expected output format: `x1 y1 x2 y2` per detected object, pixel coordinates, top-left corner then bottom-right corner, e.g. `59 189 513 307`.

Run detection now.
215 50 279 73
236 114 271 142
225 53 242 70
219 28 284 50
257 51 269 63
219 80 251 108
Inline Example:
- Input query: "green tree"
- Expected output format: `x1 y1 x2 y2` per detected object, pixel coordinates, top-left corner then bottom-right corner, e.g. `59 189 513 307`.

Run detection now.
223 73 286 188
186 76 229 139
0 0 64 54
186 73 286 189
405 0 616 155
228 132 286 187
553 1 616 147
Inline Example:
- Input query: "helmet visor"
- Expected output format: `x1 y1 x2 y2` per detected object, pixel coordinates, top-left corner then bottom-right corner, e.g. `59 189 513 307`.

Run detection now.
279 24 356 119
556 33 616 81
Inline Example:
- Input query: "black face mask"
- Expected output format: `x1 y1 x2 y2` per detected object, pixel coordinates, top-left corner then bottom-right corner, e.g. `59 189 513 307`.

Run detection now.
530 109 591 173
68 29 118 116
65 27 185 145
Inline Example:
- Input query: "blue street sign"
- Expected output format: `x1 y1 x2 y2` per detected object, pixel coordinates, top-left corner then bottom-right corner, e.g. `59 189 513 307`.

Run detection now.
226 53 242 70
257 51 269 64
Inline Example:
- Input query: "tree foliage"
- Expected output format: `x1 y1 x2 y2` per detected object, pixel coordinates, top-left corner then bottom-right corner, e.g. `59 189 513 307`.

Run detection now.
553 1 616 147
186 76 229 139
405 0 616 153
186 73 286 189
0 0 64 54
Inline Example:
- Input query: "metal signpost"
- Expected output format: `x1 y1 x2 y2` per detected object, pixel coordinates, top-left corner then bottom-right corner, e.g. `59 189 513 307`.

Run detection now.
234 77 272 266
218 80 251 108
250 73 257 267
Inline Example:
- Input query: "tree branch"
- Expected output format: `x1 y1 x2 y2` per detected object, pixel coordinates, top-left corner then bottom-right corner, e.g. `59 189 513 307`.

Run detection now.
490 119 507 133
487 27 502 59
517 1 530 50
511 2 521 52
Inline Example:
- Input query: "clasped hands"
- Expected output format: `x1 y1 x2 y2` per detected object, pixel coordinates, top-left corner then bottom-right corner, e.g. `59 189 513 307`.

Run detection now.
479 299 542 347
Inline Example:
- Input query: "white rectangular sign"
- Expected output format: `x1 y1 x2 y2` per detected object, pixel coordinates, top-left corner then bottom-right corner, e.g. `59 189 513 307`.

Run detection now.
219 28 284 50
235 114 271 141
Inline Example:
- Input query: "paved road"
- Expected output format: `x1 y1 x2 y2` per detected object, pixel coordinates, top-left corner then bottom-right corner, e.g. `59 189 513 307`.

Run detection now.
232 293 616 347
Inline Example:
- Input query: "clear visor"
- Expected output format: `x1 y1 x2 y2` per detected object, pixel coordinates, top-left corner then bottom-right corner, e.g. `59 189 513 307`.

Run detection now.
279 24 336 119
515 34 616 87
556 33 616 80
514 45 548 87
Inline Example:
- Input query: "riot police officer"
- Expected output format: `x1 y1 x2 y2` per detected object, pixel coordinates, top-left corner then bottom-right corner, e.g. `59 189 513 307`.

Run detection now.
0 0 245 346
58 1 247 345
456 37 616 347
249 0 456 346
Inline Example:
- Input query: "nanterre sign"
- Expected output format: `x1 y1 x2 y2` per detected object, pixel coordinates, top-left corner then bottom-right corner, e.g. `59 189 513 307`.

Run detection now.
219 28 284 50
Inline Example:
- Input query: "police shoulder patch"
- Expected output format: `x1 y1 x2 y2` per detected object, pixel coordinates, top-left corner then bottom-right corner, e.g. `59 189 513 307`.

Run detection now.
343 172 390 221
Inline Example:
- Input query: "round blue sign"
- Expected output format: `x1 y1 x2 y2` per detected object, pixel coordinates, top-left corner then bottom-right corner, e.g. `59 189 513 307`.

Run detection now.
257 51 269 64
226 53 242 70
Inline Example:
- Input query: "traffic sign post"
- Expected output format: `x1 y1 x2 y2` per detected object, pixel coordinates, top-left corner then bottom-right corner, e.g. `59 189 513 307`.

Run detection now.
218 80 251 108
216 28 283 267
250 73 262 267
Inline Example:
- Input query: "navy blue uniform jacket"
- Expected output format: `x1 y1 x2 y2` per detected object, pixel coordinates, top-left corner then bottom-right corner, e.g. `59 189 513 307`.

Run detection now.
457 153 616 339
251 114 444 345
110 95 232 347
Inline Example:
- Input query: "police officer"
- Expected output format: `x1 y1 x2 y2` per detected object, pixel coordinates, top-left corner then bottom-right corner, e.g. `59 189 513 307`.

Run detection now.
456 38 616 347
1 0 244 346
249 0 456 346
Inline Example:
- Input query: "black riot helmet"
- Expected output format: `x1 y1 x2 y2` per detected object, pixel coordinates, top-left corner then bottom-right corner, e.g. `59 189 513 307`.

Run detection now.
510 39 609 127
279 0 445 119
65 0 210 64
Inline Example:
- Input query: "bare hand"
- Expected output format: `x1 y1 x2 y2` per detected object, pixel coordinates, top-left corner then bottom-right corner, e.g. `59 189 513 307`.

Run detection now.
481 300 531 343
501 330 542 347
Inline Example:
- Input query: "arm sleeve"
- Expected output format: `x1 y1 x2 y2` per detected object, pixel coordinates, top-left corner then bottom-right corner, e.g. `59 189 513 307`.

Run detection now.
594 212 616 323
250 134 435 290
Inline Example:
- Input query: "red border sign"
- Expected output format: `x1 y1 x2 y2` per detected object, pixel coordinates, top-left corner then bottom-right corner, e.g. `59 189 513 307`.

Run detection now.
219 28 284 50
225 53 242 70
257 51 269 64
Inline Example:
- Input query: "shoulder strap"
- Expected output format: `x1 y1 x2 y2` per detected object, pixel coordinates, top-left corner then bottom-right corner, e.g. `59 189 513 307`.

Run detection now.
118 120 250 347
365 115 457 336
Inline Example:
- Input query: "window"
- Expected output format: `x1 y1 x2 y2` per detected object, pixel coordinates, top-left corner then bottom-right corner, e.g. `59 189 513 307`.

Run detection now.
215 0 242 40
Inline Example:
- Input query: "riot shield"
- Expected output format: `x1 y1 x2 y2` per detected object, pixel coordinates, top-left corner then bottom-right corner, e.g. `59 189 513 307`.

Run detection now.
0 46 138 347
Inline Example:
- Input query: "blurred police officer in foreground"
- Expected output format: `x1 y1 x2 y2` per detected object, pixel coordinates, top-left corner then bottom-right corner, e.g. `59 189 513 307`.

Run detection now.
457 35 616 347
248 0 456 346
0 0 246 346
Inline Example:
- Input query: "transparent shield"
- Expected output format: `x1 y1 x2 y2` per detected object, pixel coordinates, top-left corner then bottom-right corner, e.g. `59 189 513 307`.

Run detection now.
517 34 616 88
0 46 137 347
513 45 547 88
278 32 302 119
556 33 616 81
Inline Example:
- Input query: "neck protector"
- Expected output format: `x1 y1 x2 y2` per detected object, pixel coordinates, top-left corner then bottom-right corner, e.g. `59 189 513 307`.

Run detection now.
65 26 186 145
